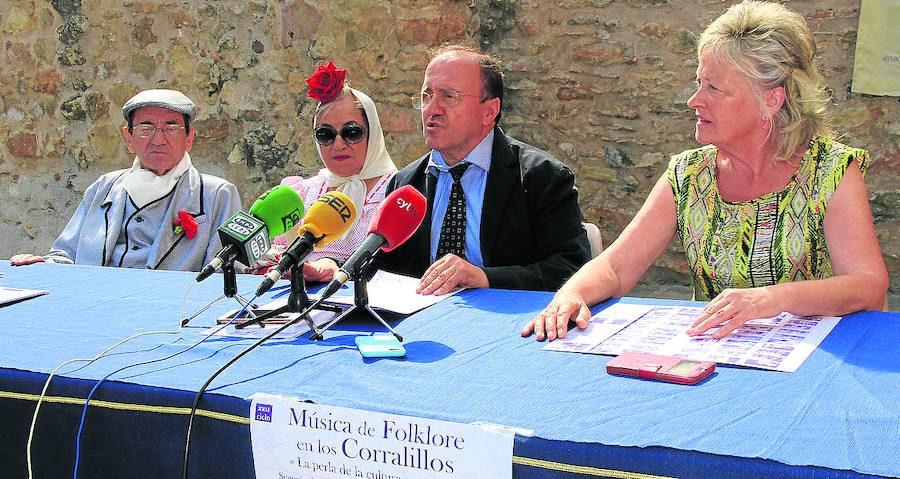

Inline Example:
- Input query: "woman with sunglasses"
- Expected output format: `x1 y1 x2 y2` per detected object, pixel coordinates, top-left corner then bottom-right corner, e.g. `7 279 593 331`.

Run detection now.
251 62 397 282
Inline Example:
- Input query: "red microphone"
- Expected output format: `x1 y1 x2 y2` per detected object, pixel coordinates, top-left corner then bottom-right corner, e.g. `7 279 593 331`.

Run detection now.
320 185 426 298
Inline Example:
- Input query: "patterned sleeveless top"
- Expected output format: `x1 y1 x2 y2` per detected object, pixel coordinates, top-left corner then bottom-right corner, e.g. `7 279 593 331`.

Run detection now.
666 137 870 301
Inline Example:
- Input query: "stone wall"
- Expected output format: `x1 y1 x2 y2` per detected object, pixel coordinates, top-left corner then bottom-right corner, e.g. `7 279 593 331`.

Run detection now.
1 0 897 296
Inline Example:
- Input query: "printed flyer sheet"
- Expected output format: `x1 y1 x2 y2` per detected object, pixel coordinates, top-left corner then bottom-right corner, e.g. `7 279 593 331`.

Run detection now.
204 309 339 340
544 305 839 372
0 286 48 307
542 303 654 353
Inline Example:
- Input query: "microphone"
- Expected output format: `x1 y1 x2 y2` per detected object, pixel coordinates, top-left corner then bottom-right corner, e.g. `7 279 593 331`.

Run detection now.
319 185 426 300
195 185 304 282
255 191 357 296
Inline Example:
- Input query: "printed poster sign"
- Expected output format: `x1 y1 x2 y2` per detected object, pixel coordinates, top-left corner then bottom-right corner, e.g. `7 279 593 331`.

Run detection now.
852 0 900 96
250 394 514 479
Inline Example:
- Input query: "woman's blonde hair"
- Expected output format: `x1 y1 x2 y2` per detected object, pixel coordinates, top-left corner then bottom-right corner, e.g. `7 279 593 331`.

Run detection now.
698 0 831 161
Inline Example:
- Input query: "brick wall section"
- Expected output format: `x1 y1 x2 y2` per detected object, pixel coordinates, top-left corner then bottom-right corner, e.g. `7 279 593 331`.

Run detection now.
1 0 896 295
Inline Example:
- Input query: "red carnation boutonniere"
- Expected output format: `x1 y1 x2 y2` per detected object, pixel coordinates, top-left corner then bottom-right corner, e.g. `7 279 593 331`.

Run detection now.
305 60 347 104
173 210 198 239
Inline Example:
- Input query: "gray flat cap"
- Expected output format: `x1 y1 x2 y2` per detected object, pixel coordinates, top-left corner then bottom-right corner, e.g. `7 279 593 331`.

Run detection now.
121 89 197 120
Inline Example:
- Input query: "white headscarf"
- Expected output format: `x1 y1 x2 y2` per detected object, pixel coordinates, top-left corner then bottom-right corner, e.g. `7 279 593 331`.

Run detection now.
122 152 192 207
316 88 397 213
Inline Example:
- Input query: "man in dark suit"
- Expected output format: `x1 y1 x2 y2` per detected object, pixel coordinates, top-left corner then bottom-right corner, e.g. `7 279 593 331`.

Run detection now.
376 45 590 293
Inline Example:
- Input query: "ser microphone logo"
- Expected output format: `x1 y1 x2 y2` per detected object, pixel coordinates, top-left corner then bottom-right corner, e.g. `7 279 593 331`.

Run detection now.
255 403 273 422
317 194 353 223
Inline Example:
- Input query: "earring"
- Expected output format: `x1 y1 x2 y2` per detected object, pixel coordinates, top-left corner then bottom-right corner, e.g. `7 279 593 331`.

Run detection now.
761 119 770 130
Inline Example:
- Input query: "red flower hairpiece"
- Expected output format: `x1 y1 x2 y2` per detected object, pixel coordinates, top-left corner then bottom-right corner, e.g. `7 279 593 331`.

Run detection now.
305 61 347 104
173 210 198 239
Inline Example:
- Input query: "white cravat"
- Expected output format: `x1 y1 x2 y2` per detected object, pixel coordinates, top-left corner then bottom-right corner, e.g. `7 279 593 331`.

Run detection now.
122 153 192 207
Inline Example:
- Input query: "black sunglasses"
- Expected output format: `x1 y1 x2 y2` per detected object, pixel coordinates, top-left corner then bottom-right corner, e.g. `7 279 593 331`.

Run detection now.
313 122 368 146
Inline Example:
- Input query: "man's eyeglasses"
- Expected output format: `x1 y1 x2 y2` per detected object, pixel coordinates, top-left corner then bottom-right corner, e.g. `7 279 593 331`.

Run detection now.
133 124 186 139
313 122 368 146
411 89 484 110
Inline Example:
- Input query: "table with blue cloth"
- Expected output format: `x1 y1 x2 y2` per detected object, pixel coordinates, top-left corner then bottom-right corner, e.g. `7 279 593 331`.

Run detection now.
0 262 897 479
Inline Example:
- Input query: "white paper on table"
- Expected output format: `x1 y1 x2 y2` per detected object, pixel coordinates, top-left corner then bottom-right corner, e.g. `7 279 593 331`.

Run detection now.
324 270 462 314
262 270 462 315
0 286 48 307
588 306 840 372
202 309 339 340
542 303 655 353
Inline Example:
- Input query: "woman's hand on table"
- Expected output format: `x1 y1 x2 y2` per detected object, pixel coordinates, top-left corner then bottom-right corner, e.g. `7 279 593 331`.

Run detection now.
688 287 779 338
521 290 592 341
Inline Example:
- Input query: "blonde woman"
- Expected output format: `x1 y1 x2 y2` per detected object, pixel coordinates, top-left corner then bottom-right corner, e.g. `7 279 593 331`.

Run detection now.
523 0 888 341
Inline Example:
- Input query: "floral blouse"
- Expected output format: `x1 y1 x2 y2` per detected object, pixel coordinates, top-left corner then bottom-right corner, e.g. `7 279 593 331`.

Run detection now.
667 137 870 301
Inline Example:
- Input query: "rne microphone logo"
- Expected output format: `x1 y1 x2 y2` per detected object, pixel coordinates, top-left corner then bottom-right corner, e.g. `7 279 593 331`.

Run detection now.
255 403 273 422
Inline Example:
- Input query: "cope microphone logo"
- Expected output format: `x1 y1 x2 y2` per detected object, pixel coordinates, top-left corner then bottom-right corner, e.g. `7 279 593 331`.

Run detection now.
317 194 354 223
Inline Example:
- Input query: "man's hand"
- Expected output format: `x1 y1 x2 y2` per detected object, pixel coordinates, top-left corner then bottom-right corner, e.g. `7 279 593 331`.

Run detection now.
417 253 488 295
10 254 46 266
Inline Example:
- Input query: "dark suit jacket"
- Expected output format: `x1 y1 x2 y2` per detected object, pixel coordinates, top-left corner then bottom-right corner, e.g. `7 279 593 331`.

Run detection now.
374 127 591 291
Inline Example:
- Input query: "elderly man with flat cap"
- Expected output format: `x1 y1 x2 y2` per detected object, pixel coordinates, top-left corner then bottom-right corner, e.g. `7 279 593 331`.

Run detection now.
11 89 241 271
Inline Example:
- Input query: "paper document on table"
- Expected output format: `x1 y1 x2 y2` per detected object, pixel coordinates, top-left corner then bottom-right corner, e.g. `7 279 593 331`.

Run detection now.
204 309 339 340
0 286 48 307
546 305 839 372
543 303 654 353
291 270 461 314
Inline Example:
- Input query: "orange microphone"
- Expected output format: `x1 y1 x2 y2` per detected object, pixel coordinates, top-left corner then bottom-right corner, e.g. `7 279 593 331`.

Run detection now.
255 191 357 296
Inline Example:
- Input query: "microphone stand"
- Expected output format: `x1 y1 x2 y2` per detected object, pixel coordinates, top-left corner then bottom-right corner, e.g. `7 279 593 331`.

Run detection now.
235 262 340 330
183 262 258 328
222 262 257 315
310 262 403 342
